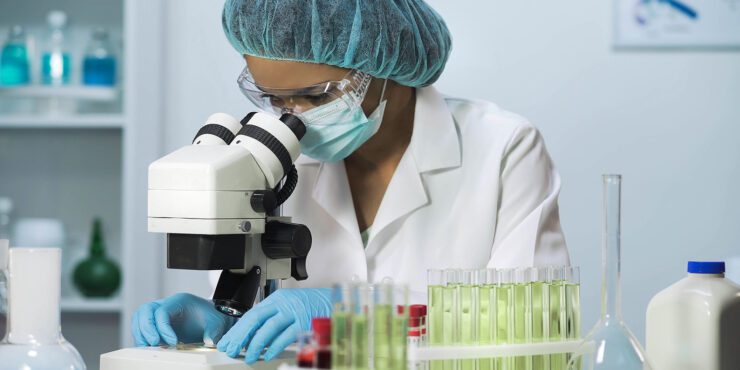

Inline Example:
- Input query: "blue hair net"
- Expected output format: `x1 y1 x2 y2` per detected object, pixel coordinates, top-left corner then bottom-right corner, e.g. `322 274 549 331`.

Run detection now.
222 0 452 87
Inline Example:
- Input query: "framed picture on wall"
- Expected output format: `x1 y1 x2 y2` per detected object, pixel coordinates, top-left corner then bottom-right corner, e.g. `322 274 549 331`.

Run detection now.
614 0 740 48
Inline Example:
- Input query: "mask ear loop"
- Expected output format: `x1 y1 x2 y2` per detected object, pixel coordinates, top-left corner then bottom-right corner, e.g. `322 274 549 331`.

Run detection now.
378 79 388 105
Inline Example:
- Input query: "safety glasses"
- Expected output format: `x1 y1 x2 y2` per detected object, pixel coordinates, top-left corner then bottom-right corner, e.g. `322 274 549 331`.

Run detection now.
237 65 373 114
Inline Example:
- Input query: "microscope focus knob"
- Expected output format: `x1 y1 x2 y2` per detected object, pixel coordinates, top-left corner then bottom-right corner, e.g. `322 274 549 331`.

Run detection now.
261 221 311 259
250 190 277 213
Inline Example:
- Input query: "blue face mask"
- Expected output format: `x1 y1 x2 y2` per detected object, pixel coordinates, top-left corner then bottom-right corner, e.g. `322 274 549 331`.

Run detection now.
298 80 388 162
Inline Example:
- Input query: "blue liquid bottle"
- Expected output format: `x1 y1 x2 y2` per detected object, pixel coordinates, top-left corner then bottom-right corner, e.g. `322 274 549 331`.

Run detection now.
41 11 71 85
0 25 30 86
83 29 116 86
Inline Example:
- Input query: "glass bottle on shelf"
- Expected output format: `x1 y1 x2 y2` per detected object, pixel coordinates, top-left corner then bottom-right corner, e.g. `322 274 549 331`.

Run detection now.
0 247 86 369
82 28 116 86
41 10 71 86
569 175 652 370
0 25 30 86
73 218 121 297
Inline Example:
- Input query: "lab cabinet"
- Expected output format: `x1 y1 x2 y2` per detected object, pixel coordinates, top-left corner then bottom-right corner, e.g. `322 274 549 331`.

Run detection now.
0 1 164 369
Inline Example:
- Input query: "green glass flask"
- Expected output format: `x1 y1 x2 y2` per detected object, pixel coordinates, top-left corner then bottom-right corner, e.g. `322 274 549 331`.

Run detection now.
73 218 121 297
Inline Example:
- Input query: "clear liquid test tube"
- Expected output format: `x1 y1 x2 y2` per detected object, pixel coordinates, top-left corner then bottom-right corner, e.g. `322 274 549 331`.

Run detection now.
332 283 352 370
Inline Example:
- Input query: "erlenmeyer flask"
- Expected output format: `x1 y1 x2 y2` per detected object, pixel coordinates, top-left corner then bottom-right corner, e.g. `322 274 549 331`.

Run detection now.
569 175 652 370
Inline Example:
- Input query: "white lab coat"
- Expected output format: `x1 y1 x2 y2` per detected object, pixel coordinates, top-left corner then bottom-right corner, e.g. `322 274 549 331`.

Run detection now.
279 86 569 301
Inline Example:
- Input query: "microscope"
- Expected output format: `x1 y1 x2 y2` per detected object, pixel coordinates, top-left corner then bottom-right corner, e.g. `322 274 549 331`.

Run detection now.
101 111 310 370
148 111 311 317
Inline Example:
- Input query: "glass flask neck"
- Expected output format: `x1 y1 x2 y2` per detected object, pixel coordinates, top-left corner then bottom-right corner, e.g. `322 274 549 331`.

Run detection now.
5 248 62 344
602 174 622 320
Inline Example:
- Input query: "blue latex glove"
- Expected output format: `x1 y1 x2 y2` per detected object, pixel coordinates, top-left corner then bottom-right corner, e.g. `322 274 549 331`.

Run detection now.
131 292 236 347
216 288 332 364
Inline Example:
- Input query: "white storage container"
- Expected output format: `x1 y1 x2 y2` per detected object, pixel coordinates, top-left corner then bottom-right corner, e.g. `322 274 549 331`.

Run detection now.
646 261 740 370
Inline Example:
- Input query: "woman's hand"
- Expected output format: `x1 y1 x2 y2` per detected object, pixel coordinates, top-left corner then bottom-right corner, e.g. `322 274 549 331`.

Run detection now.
131 292 236 347
216 288 332 364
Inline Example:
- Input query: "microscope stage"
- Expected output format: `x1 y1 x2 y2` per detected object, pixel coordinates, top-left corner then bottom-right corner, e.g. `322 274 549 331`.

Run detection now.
100 344 295 370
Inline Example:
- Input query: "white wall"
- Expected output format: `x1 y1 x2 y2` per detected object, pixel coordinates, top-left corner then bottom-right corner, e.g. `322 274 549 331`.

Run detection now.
159 0 740 342
159 0 249 297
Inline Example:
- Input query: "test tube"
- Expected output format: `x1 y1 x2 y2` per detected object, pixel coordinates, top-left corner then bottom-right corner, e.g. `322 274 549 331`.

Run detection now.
428 270 445 370
374 280 394 370
564 267 581 340
564 267 581 368
408 304 428 370
350 283 371 370
548 267 567 370
296 331 317 368
513 267 533 370
457 270 476 370
332 283 352 370
477 269 496 370
443 269 458 370
530 267 551 370
391 286 409 370
495 268 514 370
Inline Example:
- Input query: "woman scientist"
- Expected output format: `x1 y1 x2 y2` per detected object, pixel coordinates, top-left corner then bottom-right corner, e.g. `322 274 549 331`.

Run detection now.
132 0 569 364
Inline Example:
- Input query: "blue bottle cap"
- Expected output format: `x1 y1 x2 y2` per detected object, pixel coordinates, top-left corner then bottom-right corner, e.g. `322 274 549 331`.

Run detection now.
687 261 725 274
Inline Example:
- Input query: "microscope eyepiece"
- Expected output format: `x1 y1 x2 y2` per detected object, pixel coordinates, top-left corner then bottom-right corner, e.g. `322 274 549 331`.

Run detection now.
192 112 242 145
231 112 303 188
279 113 306 141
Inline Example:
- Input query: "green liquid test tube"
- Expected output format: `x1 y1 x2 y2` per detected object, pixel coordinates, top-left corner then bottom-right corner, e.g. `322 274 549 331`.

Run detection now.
457 270 476 370
373 303 393 370
351 284 371 370
428 270 445 370
332 284 352 370
513 268 533 370
477 269 495 370
374 280 409 370
564 267 581 369
495 269 514 370
391 308 408 370
530 267 550 370
442 269 458 370
548 267 567 370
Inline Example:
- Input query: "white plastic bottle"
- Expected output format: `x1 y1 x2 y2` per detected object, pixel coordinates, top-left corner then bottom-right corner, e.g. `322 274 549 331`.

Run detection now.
646 261 740 370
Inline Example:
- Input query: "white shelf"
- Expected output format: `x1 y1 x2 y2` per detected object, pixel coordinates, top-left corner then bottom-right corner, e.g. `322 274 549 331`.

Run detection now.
0 114 125 128
61 296 123 313
0 85 120 101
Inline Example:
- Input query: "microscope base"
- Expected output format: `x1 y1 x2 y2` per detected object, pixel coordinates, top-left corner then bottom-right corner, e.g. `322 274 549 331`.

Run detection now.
100 345 295 370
